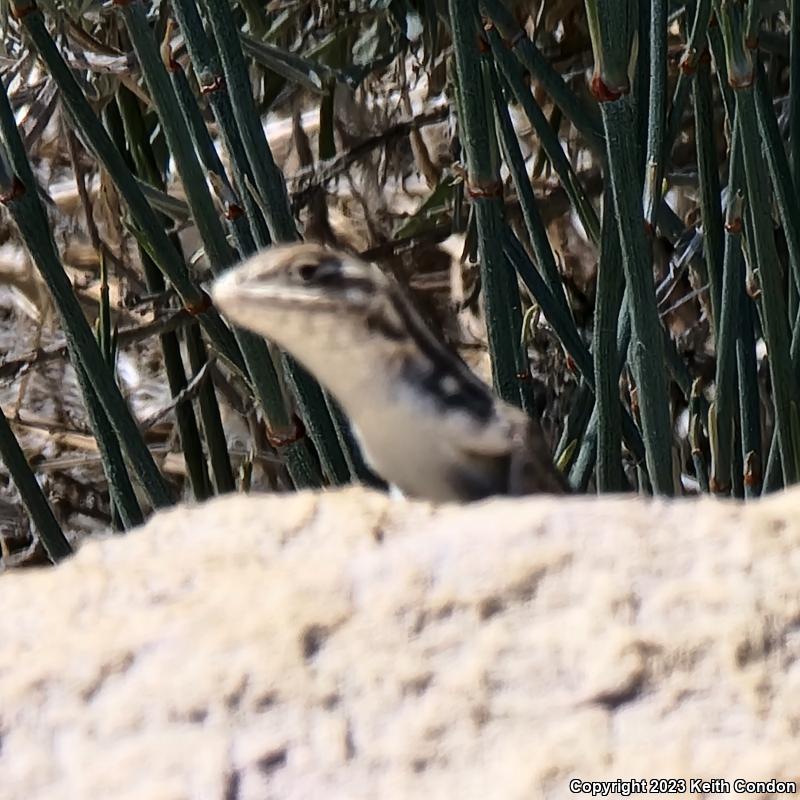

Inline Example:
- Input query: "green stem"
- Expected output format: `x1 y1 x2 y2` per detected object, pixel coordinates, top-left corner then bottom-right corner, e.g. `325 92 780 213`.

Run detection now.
593 189 625 491
197 0 353 484
643 0 668 227
11 0 244 372
586 0 675 494
692 51 725 332
0 81 173 511
488 25 600 245
734 83 796 484
711 122 743 494
448 2 528 407
0 408 72 562
479 0 603 147
111 88 215 502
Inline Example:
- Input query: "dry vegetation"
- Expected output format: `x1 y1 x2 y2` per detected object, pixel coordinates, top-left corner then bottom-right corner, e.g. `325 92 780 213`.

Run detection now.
0 1 795 563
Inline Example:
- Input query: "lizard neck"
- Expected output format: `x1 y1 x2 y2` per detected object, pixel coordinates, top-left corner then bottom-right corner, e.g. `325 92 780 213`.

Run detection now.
256 279 499 430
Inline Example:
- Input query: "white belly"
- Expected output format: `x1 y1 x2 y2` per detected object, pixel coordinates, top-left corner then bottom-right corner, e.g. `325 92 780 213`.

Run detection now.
285 340 506 501
348 384 505 502
354 419 468 501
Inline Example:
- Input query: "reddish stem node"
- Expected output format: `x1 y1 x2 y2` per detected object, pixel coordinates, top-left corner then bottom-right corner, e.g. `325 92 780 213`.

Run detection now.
185 289 213 317
10 0 36 18
466 179 503 199
724 217 743 234
266 414 306 448
0 176 25 204
200 75 226 95
590 73 624 102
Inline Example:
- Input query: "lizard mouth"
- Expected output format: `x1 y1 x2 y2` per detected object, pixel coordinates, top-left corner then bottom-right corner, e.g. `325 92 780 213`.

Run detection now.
211 274 356 328
223 286 348 314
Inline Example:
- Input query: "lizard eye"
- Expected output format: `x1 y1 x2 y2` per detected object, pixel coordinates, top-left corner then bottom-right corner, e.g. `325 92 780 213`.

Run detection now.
296 263 318 282
297 258 343 285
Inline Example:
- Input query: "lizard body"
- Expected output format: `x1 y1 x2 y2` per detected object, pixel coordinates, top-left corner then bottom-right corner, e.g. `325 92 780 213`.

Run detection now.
211 243 566 500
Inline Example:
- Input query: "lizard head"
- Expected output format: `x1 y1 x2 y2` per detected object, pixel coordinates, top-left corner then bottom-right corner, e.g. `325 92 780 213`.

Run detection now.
212 242 391 327
211 242 411 363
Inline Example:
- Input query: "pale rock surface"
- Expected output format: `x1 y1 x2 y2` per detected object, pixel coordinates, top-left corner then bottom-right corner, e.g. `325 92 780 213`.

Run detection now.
1 488 799 799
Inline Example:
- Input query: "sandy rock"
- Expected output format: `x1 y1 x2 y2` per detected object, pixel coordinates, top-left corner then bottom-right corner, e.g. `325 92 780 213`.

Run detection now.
1 488 799 799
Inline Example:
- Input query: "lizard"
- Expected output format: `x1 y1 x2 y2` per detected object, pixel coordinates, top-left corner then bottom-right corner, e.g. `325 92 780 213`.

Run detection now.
211 242 567 501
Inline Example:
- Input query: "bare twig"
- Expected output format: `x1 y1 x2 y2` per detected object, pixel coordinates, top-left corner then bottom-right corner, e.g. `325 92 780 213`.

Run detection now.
139 355 215 430
0 309 192 384
289 107 449 210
